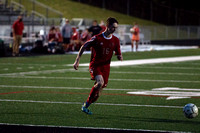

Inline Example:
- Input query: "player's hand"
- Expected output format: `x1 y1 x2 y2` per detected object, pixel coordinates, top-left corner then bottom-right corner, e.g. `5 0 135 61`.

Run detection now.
117 55 123 61
73 58 80 70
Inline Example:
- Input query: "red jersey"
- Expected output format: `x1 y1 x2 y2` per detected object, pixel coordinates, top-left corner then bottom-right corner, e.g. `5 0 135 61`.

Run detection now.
12 20 24 35
86 33 121 66
71 31 79 40
48 33 57 41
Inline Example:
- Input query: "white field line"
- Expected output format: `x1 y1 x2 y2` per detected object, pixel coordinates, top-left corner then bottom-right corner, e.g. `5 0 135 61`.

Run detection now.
0 123 186 133
0 99 182 109
1 69 199 76
127 87 200 100
0 75 199 83
111 71 200 76
130 66 200 70
1 68 200 76
153 87 200 91
75 55 200 67
0 68 88 76
1 56 200 77
0 85 138 91
0 63 58 67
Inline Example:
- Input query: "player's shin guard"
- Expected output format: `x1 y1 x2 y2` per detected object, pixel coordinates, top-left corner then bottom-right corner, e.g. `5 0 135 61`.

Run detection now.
86 86 99 105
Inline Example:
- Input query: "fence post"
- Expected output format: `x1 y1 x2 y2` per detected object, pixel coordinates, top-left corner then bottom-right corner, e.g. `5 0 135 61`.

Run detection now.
153 27 157 40
177 26 179 39
187 27 190 39
165 26 168 39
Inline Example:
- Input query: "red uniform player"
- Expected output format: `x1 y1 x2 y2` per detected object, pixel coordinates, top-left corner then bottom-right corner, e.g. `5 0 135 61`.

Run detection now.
73 17 123 115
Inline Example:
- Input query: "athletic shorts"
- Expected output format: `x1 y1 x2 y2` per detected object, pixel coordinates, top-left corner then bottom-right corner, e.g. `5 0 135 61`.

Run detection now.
89 64 110 88
63 37 70 44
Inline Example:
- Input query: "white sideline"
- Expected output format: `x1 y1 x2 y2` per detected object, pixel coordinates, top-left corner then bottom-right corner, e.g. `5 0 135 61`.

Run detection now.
74 55 200 67
0 99 182 108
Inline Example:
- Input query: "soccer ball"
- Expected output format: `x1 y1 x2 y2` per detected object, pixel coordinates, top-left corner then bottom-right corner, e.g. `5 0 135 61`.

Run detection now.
130 28 135 33
183 103 198 119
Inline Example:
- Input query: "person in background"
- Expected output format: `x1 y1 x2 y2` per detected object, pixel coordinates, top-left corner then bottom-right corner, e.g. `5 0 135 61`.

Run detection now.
99 20 106 33
12 15 24 56
80 28 91 51
62 19 72 52
130 22 140 52
70 27 80 51
55 27 63 45
88 20 102 37
88 20 102 64
47 26 58 53
80 28 91 44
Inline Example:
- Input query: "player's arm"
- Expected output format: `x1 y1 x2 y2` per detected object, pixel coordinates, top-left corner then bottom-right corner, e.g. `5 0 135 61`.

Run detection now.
73 41 91 70
73 36 96 70
115 38 123 61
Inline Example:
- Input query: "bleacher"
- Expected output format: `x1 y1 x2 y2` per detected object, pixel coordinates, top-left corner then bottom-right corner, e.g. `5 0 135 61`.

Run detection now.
0 2 44 25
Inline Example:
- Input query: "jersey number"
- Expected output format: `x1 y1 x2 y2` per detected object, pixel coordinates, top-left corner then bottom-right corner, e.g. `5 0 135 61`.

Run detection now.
103 48 110 55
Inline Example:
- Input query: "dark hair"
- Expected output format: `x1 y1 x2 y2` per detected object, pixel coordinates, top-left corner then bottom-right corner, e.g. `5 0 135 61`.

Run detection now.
93 20 98 23
106 17 118 26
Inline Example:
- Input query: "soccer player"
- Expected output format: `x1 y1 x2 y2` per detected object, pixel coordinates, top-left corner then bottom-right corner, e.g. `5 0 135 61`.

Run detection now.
131 22 140 52
73 17 123 115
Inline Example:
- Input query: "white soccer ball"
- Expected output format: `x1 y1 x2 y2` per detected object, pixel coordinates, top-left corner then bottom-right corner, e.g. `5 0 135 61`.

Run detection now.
183 103 198 119
130 28 135 33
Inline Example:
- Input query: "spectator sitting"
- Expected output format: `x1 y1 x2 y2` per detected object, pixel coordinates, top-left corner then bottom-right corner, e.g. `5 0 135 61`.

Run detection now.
55 27 63 45
80 28 91 50
99 20 106 33
70 27 80 51
47 26 58 53
81 28 91 43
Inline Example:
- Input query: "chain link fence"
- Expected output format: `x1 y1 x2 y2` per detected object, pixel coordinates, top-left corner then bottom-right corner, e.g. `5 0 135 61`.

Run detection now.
115 25 200 45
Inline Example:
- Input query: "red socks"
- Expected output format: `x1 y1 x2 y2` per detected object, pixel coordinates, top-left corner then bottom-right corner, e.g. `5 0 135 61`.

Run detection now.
86 86 99 105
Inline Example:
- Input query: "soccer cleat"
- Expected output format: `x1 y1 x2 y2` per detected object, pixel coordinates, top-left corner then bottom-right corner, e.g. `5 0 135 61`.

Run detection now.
82 104 92 115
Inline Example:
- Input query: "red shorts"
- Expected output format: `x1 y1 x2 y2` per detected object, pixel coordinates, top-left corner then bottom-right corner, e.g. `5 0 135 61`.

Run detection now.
89 64 110 88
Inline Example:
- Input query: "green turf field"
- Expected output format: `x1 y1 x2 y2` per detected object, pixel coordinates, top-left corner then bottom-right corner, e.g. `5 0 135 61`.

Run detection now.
0 49 200 132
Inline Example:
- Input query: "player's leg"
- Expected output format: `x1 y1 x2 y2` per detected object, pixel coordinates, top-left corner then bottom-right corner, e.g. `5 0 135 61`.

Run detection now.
85 75 104 105
90 75 104 102
87 65 110 104
135 40 139 52
82 75 104 115
131 40 134 52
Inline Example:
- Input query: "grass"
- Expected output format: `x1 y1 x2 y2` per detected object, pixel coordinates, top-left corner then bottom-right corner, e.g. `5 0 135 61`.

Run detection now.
0 49 200 132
